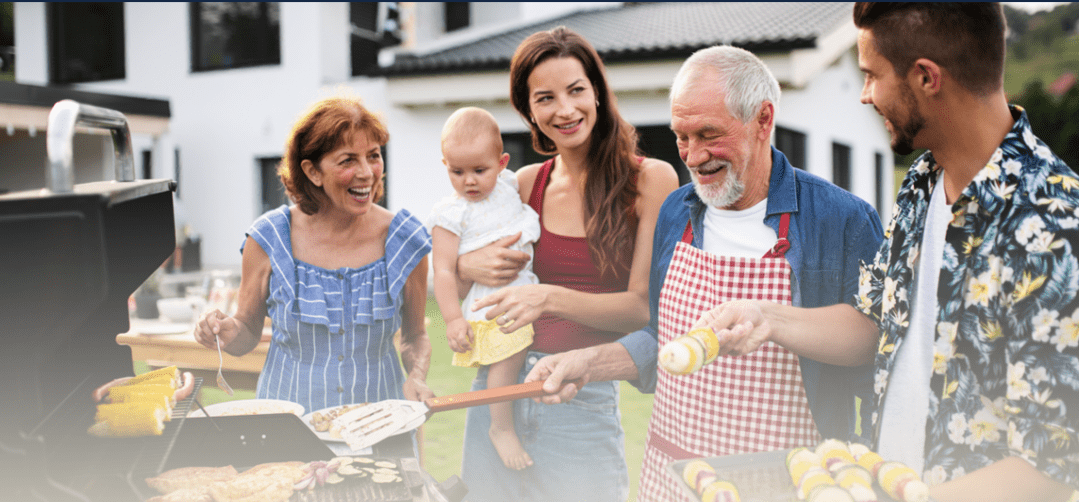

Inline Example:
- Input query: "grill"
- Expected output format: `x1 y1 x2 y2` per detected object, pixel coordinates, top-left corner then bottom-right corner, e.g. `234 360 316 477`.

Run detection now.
0 100 463 502
0 100 178 500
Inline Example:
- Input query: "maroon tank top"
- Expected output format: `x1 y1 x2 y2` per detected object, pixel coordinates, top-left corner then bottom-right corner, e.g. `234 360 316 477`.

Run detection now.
527 158 631 353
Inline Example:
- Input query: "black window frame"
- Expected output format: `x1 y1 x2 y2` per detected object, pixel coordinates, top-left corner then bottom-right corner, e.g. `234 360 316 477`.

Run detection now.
500 133 548 173
141 149 152 180
350 2 381 77
47 2 126 84
635 124 689 186
174 148 182 199
445 2 470 33
259 156 288 215
350 3 403 77
832 141 852 191
775 125 807 170
190 2 281 73
874 152 885 215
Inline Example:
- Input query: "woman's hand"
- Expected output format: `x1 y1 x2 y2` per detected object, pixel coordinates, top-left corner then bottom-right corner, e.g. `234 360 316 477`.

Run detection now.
403 374 435 402
471 284 553 334
193 309 243 350
446 318 473 353
456 233 531 290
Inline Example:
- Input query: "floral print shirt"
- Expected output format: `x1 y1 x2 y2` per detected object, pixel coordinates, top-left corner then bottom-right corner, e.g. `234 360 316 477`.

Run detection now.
857 106 1079 488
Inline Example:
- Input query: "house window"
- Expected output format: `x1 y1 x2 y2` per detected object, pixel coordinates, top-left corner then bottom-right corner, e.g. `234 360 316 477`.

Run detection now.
48 3 125 83
501 133 549 173
378 145 389 208
636 125 689 186
351 3 402 76
141 149 152 180
832 142 852 191
875 152 886 214
2 1 14 76
191 3 280 72
445 2 470 32
174 149 182 199
259 157 288 215
775 126 807 170
351 3 379 75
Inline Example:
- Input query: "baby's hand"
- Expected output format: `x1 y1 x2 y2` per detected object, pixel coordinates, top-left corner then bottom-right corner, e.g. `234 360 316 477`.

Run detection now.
446 318 474 353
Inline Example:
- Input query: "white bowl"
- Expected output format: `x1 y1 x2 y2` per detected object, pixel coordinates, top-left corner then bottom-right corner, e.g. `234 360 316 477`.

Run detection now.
156 297 205 322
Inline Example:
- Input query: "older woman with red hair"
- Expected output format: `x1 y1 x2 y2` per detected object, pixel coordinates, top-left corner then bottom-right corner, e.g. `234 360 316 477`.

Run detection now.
193 95 434 416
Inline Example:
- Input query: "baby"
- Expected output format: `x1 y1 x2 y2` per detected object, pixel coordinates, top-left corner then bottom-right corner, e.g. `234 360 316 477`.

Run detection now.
428 107 541 470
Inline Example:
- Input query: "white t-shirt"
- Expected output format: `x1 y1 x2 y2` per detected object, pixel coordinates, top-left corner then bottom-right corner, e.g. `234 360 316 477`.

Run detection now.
701 198 776 258
878 181 950 474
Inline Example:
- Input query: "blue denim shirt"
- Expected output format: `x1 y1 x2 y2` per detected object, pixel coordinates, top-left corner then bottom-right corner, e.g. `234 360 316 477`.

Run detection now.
618 147 884 439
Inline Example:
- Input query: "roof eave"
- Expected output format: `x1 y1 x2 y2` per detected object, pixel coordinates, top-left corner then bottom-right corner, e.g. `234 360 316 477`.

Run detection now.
378 38 818 78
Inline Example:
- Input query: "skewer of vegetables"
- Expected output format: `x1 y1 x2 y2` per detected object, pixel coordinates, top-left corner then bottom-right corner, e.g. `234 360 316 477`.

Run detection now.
682 459 741 502
660 327 720 375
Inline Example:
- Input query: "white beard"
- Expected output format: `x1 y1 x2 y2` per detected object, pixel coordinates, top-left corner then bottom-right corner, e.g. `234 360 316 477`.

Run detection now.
691 163 744 209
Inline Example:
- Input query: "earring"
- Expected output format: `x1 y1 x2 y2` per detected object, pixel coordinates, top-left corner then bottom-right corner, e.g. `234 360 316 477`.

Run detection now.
531 116 536 124
596 100 600 108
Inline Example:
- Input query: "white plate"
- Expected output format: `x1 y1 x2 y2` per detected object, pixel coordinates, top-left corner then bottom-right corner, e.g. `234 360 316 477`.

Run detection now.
187 399 304 418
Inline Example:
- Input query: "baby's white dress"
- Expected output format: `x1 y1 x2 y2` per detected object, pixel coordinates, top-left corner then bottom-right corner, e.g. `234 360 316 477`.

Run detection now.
428 169 541 366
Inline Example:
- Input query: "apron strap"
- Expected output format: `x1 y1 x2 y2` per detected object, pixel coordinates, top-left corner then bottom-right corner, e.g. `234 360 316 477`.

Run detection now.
680 220 694 244
680 213 792 258
763 213 791 259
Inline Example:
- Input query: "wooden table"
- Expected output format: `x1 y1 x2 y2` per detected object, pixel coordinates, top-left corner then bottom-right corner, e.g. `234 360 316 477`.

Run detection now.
116 318 271 392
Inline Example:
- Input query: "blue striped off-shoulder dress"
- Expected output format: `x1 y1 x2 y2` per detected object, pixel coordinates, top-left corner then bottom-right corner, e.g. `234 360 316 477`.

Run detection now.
242 205 431 413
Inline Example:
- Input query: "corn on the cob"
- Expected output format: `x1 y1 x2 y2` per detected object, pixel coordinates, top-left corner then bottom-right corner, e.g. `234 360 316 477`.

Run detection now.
88 401 167 437
89 367 182 437
107 384 176 407
123 365 180 387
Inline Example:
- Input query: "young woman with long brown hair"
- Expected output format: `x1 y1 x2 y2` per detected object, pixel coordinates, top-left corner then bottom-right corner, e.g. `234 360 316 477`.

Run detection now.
455 26 678 501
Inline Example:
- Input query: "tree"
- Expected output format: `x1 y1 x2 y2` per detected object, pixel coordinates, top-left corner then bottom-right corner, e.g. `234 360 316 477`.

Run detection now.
1014 80 1079 169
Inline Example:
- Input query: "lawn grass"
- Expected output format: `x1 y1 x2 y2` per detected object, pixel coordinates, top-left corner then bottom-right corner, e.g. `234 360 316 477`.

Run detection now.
420 296 654 500
134 294 655 501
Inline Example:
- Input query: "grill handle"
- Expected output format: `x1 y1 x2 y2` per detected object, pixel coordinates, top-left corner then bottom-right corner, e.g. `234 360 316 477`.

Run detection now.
46 99 135 193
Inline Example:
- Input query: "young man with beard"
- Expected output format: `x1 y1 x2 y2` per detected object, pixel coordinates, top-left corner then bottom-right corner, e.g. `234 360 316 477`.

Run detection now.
523 45 884 502
657 4 1079 501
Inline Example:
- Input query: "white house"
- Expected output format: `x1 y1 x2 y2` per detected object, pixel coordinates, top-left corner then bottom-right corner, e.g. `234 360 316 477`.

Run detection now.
6 2 892 271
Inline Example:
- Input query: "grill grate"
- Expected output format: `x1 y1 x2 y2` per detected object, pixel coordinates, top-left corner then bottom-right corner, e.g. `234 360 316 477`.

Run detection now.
290 457 423 502
122 377 202 499
150 376 201 475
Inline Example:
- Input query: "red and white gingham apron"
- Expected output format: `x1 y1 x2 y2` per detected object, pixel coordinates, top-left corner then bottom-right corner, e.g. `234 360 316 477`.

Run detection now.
638 214 821 502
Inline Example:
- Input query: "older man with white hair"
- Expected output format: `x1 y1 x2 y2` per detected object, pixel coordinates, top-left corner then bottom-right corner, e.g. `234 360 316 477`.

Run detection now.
524 45 884 501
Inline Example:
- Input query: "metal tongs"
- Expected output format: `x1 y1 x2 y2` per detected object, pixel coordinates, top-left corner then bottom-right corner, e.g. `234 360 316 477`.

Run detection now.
333 380 574 451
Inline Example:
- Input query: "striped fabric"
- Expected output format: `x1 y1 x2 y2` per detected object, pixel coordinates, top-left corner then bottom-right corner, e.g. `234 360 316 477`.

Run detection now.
242 205 431 413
